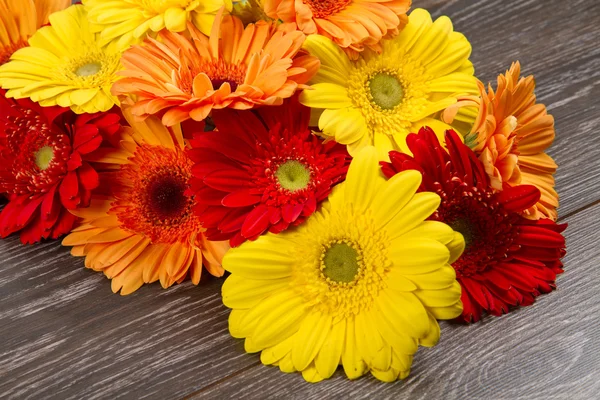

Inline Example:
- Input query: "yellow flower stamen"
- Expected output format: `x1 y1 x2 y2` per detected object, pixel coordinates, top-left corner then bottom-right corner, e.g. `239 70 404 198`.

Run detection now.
292 206 390 320
347 55 430 139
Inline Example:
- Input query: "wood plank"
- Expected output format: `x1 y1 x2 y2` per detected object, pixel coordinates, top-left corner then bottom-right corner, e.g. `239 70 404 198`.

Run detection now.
190 203 600 399
0 236 256 399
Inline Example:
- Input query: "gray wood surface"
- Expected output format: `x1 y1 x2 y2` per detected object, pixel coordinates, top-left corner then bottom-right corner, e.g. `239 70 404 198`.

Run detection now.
0 0 599 399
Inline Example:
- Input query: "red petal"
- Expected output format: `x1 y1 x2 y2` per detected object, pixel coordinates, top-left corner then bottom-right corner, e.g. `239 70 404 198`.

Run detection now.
496 185 540 213
222 189 262 207
19 215 45 244
461 276 490 310
302 195 317 216
282 202 304 223
73 124 102 154
17 195 44 227
241 204 271 238
59 171 80 209
49 209 78 239
218 207 251 233
198 206 231 228
189 131 255 163
77 163 100 192
41 186 60 223
67 151 82 171
192 185 228 206
517 224 565 248
204 169 252 192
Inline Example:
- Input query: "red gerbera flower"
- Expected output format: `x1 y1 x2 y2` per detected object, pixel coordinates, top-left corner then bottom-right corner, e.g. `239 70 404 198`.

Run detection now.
381 127 567 323
0 92 121 244
187 96 350 246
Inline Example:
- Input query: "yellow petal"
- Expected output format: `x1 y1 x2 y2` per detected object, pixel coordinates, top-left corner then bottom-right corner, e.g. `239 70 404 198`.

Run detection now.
372 170 422 230
299 83 353 109
164 7 187 32
386 192 441 239
314 321 345 379
292 311 332 371
343 146 384 213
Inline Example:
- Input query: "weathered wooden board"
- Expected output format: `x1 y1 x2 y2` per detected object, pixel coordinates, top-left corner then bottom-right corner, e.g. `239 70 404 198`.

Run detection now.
0 0 598 399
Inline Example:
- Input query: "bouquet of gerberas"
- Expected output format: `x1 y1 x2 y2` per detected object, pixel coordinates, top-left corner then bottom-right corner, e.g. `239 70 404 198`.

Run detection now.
0 0 566 383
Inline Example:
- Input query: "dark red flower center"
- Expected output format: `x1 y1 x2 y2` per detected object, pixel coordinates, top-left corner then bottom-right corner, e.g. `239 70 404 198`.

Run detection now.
0 109 71 195
113 144 202 244
146 174 189 220
433 184 519 278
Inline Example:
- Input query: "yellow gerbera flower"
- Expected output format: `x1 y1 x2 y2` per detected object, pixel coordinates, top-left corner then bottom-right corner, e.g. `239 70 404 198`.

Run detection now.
299 8 479 160
222 147 464 383
0 5 123 114
82 0 233 48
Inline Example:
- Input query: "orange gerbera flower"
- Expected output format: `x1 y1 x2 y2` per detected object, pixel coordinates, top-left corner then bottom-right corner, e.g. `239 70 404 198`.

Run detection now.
263 0 411 58
443 62 558 220
0 0 70 65
62 109 229 295
112 11 319 126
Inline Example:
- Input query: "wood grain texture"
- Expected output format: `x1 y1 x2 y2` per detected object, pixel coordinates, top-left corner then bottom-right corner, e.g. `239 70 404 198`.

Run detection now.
0 0 599 399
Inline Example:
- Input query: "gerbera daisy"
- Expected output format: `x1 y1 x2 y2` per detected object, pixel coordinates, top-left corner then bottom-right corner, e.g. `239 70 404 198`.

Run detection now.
0 94 121 244
112 11 319 126
261 0 411 58
82 0 232 48
0 5 124 114
382 128 567 322
62 109 229 295
222 146 464 382
188 96 350 247
299 8 478 160
0 0 70 65
443 62 559 220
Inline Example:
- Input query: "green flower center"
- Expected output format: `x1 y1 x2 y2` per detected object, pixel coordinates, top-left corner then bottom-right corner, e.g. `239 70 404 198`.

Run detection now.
275 160 311 192
369 73 404 110
75 62 102 77
322 242 360 283
450 218 474 248
35 146 54 171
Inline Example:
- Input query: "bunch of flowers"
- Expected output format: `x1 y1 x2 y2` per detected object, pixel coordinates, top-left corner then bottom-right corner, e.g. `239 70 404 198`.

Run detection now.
0 0 567 383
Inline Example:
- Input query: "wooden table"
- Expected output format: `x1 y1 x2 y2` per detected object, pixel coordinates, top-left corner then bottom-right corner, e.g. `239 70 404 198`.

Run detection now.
1 0 599 398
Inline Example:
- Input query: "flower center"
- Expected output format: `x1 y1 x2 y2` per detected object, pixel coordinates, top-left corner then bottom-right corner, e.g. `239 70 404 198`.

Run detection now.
0 110 71 195
433 184 519 278
369 73 404 110
113 144 202 244
321 241 360 283
180 58 247 94
58 50 122 88
449 217 474 248
275 160 311 192
147 174 188 219
35 146 55 171
303 0 352 18
291 207 390 319
347 56 429 139
75 62 102 77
